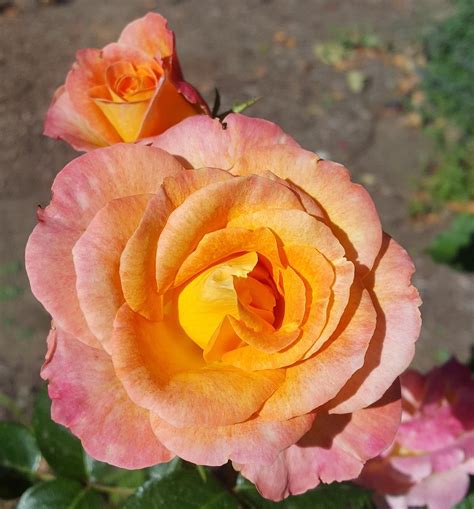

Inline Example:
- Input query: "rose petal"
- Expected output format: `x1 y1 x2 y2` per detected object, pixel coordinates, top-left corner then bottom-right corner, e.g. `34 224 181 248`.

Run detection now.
120 168 232 320
149 113 298 169
73 194 152 346
237 380 401 501
259 285 376 421
109 304 285 427
117 12 174 60
25 144 184 347
43 86 110 151
155 175 303 292
42 327 172 468
328 235 421 414
150 412 314 467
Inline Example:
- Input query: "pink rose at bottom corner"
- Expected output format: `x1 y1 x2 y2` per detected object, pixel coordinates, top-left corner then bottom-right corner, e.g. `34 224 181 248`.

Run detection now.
357 358 474 509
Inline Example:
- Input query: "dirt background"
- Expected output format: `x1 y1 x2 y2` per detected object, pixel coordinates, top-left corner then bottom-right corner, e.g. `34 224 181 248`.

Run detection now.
0 0 473 416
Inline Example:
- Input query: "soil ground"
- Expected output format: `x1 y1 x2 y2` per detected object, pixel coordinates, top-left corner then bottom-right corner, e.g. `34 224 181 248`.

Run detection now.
0 0 473 417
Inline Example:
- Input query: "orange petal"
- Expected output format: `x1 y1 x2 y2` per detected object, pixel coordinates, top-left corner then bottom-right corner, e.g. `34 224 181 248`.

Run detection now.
138 76 203 139
120 190 172 321
155 175 303 293
44 86 111 151
73 194 151 347
94 96 152 143
258 284 377 421
120 168 232 321
175 226 284 287
109 304 284 427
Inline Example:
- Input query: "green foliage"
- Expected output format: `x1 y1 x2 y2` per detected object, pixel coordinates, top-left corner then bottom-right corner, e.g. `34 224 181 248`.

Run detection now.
426 144 474 205
0 422 41 499
235 477 374 509
423 0 474 135
33 388 87 481
17 479 103 509
427 214 474 271
148 457 183 481
124 468 237 509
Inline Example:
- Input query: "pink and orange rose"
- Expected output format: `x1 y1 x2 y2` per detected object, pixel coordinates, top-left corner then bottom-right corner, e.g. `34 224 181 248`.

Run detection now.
359 359 474 509
44 13 209 151
26 114 421 500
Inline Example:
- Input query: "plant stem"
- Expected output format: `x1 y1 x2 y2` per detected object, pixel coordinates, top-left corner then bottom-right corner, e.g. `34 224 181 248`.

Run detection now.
35 469 135 497
88 483 135 497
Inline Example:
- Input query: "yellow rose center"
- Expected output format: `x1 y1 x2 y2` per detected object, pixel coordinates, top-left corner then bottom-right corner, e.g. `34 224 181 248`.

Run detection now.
89 61 162 143
178 252 278 349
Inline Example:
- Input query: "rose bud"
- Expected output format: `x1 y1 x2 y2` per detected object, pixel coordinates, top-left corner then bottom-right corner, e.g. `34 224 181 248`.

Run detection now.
44 13 209 151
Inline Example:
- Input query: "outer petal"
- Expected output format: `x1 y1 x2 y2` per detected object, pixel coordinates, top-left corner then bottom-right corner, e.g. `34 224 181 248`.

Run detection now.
43 86 110 151
25 144 184 348
149 113 298 170
42 327 172 468
150 413 315 467
151 114 381 272
328 235 421 414
117 12 174 59
237 380 401 501
403 467 470 509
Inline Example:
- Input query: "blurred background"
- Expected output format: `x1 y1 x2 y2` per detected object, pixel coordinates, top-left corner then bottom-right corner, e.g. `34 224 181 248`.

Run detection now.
0 0 473 417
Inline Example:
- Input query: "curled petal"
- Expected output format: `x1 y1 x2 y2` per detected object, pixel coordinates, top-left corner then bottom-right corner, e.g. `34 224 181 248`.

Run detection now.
259 285 376 421
155 175 303 292
73 194 152 346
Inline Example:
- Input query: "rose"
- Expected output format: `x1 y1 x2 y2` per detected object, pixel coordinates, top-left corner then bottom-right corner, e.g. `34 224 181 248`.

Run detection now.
44 13 209 151
26 114 421 500
359 359 474 509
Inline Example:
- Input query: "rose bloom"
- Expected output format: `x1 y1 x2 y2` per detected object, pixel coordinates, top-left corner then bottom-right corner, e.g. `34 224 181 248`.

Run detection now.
44 13 209 151
359 359 474 509
26 114 421 501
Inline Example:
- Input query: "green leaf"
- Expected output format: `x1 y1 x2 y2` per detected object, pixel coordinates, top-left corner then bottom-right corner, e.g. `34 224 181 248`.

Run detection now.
85 455 146 488
124 468 238 509
33 388 87 481
456 491 474 508
147 457 183 481
235 477 373 508
17 479 103 509
231 96 262 114
0 421 41 499
427 214 474 271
